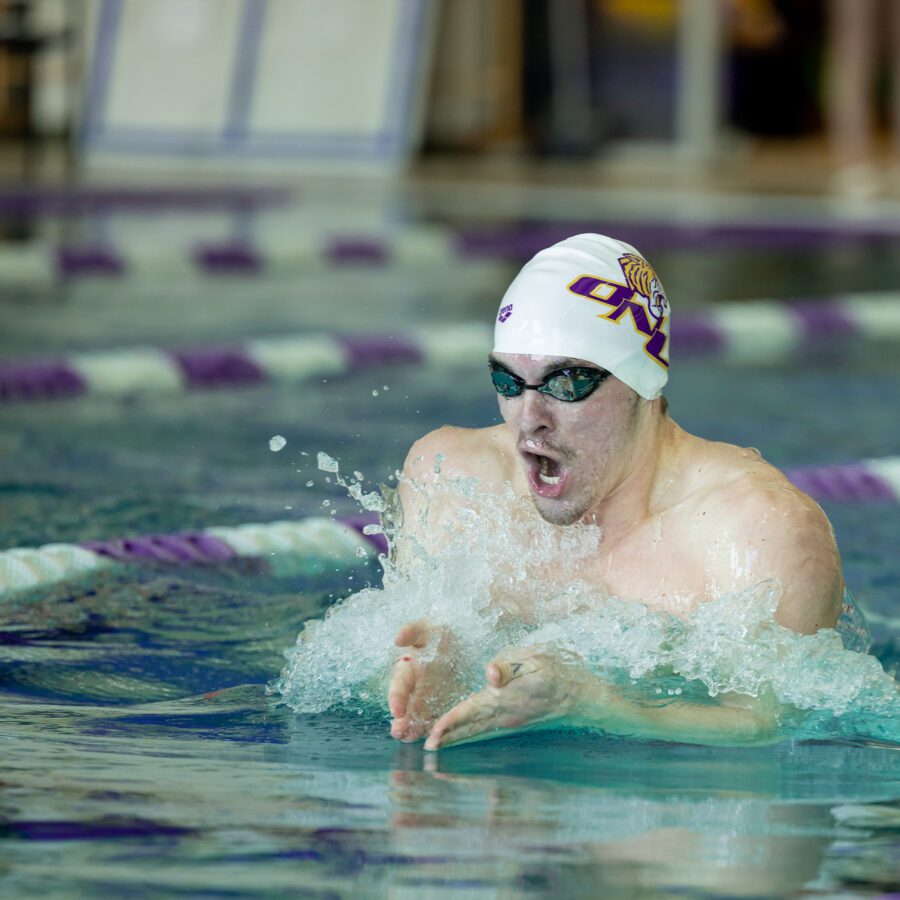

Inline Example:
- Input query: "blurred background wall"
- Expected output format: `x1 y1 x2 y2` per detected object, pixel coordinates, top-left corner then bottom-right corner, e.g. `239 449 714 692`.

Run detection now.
0 0 895 190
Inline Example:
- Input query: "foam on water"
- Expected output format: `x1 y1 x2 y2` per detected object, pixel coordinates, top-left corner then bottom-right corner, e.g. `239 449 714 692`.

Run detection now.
275 465 900 744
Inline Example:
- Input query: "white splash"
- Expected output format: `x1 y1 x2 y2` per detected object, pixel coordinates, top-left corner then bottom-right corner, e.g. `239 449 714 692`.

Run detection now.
274 470 900 741
268 435 287 452
317 452 339 473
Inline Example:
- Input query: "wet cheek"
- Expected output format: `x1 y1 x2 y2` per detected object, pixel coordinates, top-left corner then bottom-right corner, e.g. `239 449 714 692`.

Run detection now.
572 421 628 467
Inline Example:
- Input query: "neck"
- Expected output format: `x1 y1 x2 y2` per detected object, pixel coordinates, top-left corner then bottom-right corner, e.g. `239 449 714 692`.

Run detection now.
580 405 680 535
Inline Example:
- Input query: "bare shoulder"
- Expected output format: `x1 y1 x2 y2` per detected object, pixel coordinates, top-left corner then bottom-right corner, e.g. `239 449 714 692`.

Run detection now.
402 424 515 491
393 425 516 567
681 439 844 633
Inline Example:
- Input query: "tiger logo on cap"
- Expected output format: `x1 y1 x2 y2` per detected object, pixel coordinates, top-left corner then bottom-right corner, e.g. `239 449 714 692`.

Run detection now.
619 254 669 328
566 253 669 369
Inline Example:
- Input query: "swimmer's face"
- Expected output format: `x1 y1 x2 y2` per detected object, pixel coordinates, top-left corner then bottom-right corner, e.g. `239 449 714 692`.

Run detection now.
492 352 645 525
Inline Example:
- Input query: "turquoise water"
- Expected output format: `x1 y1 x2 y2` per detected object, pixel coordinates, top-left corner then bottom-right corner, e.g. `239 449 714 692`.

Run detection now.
2 231 900 895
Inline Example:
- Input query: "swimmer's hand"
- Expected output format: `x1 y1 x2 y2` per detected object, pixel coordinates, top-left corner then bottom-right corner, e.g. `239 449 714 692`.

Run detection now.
424 647 781 751
388 621 465 743
424 647 587 751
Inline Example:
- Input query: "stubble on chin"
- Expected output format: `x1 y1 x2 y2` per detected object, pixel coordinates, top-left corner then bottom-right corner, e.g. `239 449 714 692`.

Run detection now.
531 494 590 527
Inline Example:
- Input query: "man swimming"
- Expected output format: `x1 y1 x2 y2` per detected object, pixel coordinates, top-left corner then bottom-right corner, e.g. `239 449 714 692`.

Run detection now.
386 234 844 750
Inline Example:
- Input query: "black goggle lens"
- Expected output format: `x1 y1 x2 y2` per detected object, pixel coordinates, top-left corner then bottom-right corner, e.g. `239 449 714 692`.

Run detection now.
489 362 609 402
490 368 524 398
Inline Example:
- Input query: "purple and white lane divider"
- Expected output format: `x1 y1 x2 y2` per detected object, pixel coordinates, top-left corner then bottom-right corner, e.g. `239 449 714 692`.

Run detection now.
0 456 897 597
2 293 899 403
0 516 386 597
0 327 485 402
784 458 900 504
0 231 459 285
13 214 900 283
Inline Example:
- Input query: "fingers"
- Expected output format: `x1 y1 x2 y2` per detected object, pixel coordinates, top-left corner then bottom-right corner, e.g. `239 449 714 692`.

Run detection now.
423 654 541 750
424 700 473 751
487 655 536 688
424 691 494 751
391 715 430 742
387 658 416 717
426 697 531 751
394 620 430 649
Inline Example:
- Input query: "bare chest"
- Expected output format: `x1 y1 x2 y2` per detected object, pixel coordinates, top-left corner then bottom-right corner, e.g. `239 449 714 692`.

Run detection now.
491 509 710 621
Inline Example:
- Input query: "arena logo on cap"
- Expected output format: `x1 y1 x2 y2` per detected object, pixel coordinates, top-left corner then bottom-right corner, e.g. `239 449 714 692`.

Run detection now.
567 254 669 369
498 303 513 323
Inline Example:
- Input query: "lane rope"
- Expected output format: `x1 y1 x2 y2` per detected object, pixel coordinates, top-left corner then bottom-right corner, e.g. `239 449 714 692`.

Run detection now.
9 213 900 283
0 458 897 597
0 516 385 598
3 294 899 403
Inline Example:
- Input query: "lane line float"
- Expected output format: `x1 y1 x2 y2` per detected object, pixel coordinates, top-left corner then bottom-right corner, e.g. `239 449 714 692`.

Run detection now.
1 458 897 597
3 294 898 403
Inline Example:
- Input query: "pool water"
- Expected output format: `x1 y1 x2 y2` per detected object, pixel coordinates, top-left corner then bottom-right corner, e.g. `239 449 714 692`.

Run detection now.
2 222 900 896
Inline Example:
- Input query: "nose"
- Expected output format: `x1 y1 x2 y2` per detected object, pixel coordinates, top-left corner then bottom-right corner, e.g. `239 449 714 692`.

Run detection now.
513 388 555 434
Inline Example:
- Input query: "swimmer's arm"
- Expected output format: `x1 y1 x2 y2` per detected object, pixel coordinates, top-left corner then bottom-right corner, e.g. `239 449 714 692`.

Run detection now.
768 502 844 635
700 480 844 635
425 648 780 750
391 425 507 573
563 491 841 745
391 427 467 573
566 674 779 746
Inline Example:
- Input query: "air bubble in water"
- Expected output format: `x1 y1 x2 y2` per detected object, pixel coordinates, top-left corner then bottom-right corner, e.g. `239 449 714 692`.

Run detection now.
362 523 383 535
371 390 379 397
305 481 314 487
269 435 287 452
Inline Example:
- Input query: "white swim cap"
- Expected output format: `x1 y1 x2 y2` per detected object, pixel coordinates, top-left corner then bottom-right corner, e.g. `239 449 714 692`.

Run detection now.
492 233 670 400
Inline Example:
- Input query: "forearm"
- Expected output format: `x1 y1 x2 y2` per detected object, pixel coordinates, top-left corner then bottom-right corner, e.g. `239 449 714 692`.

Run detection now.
569 671 781 746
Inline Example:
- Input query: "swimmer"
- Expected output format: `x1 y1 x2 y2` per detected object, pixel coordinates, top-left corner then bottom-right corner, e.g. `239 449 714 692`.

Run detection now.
387 234 844 750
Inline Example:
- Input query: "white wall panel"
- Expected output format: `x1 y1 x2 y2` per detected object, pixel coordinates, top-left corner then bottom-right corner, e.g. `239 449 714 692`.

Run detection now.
251 0 398 134
103 0 241 133
81 0 434 170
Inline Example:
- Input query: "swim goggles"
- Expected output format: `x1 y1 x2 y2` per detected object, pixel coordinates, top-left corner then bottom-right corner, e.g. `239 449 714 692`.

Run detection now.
489 360 611 402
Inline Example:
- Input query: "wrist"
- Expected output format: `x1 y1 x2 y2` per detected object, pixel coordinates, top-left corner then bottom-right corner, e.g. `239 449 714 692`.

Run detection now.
564 666 613 721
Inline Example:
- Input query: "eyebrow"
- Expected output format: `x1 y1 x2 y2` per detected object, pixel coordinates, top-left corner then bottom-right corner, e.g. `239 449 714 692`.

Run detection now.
489 355 603 377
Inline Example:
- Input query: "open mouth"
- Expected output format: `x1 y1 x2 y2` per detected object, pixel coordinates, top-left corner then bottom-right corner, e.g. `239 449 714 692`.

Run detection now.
537 455 561 485
522 450 569 499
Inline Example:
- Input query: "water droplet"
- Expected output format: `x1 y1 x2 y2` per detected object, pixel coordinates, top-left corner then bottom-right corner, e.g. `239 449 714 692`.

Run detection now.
322 500 331 507
284 505 293 510
317 452 339 473
269 435 287 452
371 390 379 397
305 480 314 487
